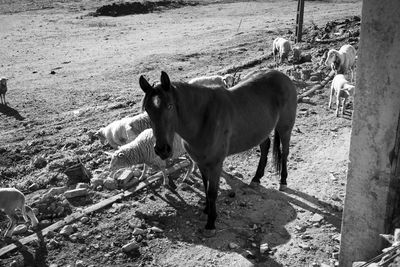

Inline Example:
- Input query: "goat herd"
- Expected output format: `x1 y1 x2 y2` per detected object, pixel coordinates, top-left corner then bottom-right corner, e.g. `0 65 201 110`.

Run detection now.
0 36 357 238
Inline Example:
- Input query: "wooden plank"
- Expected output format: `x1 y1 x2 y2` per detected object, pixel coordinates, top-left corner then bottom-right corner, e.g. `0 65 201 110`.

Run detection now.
0 160 190 257
297 70 335 102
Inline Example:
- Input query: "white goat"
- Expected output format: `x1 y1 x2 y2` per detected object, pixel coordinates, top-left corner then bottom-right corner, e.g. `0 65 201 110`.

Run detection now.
188 74 235 89
0 188 39 237
325 44 357 82
0 77 7 105
272 37 292 63
95 112 152 149
106 128 195 187
329 74 355 117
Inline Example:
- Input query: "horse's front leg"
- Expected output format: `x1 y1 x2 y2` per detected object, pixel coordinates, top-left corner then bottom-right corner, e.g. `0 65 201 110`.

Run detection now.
198 161 223 237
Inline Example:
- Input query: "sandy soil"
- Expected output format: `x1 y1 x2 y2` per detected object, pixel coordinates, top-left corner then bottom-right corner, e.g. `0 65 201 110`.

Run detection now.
0 0 361 266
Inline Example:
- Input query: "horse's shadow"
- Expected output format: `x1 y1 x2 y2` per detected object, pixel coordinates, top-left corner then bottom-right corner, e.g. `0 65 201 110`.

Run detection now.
0 104 25 121
135 172 299 266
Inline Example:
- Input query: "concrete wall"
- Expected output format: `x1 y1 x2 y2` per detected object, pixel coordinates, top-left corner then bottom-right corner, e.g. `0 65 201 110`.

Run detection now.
340 0 400 266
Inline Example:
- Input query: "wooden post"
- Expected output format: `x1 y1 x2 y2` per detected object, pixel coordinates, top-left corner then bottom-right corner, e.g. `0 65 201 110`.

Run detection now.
295 0 305 43
339 0 400 265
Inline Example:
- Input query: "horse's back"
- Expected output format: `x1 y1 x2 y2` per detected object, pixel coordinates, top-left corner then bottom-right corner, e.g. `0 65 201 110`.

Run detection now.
227 70 297 154
231 70 297 109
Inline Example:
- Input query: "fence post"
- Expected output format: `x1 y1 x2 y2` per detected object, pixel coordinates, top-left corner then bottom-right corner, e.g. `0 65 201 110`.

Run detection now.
295 0 305 43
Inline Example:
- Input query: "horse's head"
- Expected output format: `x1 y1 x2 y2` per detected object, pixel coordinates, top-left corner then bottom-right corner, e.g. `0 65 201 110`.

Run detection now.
139 71 177 160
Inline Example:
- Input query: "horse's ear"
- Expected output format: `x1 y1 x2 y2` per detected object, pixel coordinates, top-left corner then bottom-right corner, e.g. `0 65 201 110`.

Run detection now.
139 75 153 94
160 71 171 91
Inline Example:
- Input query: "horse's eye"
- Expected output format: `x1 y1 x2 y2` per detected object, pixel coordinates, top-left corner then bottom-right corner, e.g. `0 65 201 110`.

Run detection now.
167 104 173 110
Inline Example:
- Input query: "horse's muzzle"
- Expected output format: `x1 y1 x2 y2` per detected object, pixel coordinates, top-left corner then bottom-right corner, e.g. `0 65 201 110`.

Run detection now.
154 144 172 160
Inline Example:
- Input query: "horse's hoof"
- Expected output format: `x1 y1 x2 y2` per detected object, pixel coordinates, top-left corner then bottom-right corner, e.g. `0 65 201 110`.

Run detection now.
279 184 287 191
201 229 217 238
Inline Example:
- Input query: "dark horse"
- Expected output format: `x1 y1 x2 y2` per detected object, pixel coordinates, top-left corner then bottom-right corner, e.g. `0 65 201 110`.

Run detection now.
139 70 297 236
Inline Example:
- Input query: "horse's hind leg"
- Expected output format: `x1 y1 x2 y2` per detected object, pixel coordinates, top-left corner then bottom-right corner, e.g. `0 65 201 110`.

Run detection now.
277 129 292 191
250 138 271 185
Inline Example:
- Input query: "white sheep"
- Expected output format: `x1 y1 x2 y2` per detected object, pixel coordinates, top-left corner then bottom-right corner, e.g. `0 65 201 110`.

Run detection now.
325 44 357 82
188 74 235 89
106 128 195 188
0 77 7 105
272 37 292 63
0 188 39 237
95 112 152 149
329 74 355 117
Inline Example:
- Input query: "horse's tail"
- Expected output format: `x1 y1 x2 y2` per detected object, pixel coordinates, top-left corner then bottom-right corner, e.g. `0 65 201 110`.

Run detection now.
272 129 282 174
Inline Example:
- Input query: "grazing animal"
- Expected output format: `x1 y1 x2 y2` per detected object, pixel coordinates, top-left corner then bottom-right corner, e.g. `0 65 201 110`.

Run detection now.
139 70 297 236
272 37 292 63
0 188 39 237
107 128 195 187
188 74 235 89
329 74 355 117
325 44 357 81
95 112 152 149
0 77 7 105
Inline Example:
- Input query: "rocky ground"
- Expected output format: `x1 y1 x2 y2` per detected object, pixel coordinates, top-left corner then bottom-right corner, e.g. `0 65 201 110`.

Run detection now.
0 0 362 266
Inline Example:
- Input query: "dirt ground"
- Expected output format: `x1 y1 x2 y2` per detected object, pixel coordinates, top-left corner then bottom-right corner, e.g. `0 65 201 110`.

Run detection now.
0 0 362 266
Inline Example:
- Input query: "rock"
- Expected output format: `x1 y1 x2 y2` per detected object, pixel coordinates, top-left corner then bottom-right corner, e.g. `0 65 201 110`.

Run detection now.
245 250 256 259
29 183 39 191
132 169 142 178
260 243 269 254
54 206 64 216
122 241 139 253
128 218 143 229
13 224 28 235
132 228 146 235
76 183 89 189
80 216 90 224
103 178 118 190
116 169 139 189
63 188 88 199
90 177 104 188
32 156 47 169
310 213 324 223
48 239 60 249
298 242 310 250
332 252 339 260
229 242 239 249
49 264 58 267
311 263 320 267
43 186 68 199
60 225 74 236
149 226 163 233
75 260 84 267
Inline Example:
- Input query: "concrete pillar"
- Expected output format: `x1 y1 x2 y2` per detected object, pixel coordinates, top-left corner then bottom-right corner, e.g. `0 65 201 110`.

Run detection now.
340 1 400 266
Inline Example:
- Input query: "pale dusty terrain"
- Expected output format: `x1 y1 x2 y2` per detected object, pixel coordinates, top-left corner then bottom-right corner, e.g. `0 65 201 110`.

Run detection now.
0 0 361 266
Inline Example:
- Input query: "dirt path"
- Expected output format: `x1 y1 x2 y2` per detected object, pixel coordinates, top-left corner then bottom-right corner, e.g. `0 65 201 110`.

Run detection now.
0 0 360 266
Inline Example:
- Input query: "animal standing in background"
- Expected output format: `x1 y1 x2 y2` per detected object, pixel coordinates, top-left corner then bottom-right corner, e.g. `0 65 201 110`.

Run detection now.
272 37 292 63
329 74 355 117
0 77 7 105
139 70 297 236
0 188 39 237
325 44 357 82
188 74 235 89
107 128 195 188
95 112 152 149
